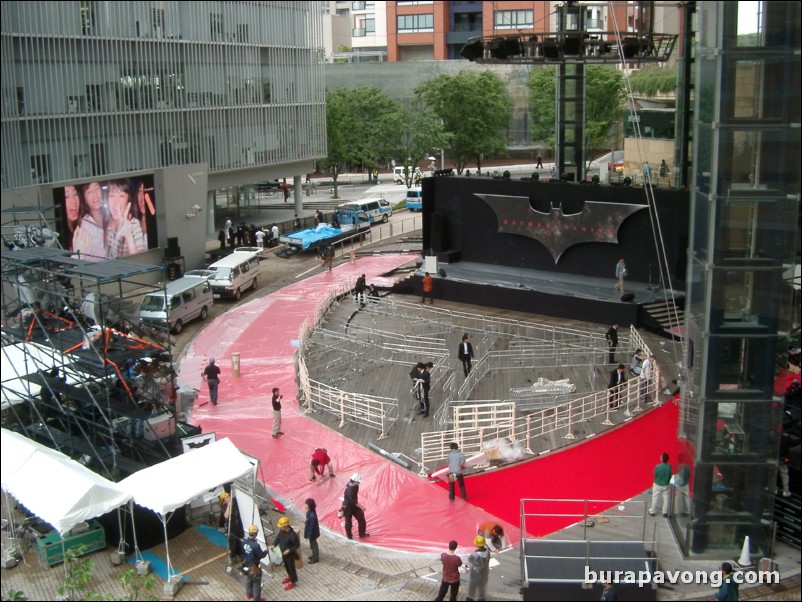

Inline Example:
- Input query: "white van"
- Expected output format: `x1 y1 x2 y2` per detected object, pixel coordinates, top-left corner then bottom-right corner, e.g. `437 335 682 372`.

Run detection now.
337 198 393 224
393 166 422 185
140 276 213 334
405 188 423 211
207 250 262 300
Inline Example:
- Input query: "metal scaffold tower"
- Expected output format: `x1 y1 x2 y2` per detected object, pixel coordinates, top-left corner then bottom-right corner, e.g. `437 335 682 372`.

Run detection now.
1 205 195 482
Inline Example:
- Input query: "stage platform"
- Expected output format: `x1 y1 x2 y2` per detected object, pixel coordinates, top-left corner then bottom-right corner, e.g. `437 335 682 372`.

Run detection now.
414 260 684 328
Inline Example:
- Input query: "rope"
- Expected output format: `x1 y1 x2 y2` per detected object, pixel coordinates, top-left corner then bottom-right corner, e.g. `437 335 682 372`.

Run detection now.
608 3 687 371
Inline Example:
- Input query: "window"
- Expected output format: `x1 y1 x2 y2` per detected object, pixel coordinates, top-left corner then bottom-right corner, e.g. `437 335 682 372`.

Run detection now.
30 155 51 184
397 14 434 32
80 1 96 36
397 1 433 5
494 10 534 30
210 13 223 41
152 8 164 38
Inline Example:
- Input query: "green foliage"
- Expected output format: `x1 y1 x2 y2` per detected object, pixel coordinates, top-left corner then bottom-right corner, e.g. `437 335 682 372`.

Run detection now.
628 66 676 96
415 70 512 174
4 591 29 601
527 65 625 167
383 101 450 187
322 86 402 196
58 548 102 601
116 568 157 601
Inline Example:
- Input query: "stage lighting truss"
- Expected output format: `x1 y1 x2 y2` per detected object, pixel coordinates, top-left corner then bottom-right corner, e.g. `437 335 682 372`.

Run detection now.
461 31 677 65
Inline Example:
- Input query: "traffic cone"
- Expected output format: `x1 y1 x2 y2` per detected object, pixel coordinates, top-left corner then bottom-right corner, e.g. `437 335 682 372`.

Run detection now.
734 536 754 568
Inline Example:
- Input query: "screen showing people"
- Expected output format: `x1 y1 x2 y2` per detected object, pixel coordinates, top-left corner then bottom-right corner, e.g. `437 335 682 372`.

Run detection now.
54 176 157 262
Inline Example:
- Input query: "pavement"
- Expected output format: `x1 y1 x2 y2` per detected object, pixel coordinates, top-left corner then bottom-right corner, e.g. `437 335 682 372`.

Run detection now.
2 205 799 602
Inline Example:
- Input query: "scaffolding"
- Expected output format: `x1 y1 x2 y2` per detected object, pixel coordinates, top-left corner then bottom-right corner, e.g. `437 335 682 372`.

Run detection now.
1 207 193 481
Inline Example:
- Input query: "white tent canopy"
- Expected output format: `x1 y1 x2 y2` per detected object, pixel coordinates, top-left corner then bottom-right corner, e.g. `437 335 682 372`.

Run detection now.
119 437 253 516
1 429 132 534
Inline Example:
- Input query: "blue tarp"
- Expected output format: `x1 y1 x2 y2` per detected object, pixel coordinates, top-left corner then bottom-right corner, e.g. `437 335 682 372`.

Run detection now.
279 225 343 251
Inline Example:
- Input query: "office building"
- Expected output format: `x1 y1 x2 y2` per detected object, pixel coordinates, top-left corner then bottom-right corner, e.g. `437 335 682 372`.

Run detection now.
1 1 326 269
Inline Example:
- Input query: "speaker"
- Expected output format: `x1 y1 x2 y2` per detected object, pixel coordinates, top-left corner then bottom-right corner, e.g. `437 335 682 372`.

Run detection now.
167 237 179 250
621 293 635 302
164 245 181 259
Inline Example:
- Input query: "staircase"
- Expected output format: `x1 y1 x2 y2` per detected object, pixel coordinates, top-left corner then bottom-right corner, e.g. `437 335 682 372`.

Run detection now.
640 299 684 338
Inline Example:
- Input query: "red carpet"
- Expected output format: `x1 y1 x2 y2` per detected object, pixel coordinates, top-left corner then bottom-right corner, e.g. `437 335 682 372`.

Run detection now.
447 400 682 537
180 256 682 552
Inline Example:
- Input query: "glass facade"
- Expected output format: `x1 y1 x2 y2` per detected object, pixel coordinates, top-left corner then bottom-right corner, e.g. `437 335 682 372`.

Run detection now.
679 1 800 557
1 1 327 189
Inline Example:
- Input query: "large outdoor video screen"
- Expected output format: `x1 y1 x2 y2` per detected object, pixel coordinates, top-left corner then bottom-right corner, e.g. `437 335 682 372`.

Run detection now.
53 175 158 262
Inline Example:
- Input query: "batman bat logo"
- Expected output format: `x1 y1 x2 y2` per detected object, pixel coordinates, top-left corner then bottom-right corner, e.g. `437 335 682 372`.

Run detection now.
475 194 646 263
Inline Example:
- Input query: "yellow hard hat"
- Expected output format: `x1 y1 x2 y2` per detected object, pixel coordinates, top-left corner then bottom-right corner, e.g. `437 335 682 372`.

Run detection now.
277 517 290 528
218 492 229 501
247 524 258 535
474 535 486 548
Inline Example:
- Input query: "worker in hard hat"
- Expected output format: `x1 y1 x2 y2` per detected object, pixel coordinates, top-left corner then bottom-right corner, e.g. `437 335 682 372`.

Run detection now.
240 524 267 600
466 535 491 601
343 473 369 540
218 489 244 561
271 516 300 591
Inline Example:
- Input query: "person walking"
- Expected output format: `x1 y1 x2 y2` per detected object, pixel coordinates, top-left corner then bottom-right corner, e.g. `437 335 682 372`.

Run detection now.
447 442 467 501
673 453 691 517
435 540 463 602
465 535 490 601
321 243 334 271
630 348 644 376
536 152 543 169
202 357 221 406
715 562 740 601
354 273 367 306
649 452 672 517
605 322 619 364
272 516 300 591
607 364 627 409
458 333 474 377
614 258 627 293
309 448 335 481
271 387 284 438
343 473 368 539
241 524 267 601
421 272 434 304
659 159 668 180
304 498 320 564
643 161 652 182
418 362 431 417
217 227 227 250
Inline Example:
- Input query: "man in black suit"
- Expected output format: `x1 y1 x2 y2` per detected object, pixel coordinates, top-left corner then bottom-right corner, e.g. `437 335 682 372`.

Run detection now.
458 333 474 377
608 364 627 409
605 322 619 363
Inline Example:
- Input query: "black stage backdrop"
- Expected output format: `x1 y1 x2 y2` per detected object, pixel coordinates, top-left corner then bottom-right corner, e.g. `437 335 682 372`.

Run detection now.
421 177 689 287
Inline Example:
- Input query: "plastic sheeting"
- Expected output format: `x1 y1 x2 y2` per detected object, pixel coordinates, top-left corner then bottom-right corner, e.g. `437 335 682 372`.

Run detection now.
1 428 132 534
119 437 253 516
179 255 520 553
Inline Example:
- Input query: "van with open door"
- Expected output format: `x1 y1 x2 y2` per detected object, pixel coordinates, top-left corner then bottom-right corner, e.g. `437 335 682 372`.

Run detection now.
140 276 213 334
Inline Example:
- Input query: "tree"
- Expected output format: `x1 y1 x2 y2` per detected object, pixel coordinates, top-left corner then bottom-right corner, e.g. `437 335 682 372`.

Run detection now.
528 65 626 169
321 87 401 198
416 70 512 174
383 101 450 188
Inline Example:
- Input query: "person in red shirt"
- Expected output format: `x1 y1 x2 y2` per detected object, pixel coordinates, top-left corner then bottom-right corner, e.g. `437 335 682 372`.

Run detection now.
309 448 335 482
435 539 462 602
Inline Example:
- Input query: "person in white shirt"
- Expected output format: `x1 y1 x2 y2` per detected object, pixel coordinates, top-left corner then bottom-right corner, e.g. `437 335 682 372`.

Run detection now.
271 223 279 243
640 354 656 403
254 228 265 248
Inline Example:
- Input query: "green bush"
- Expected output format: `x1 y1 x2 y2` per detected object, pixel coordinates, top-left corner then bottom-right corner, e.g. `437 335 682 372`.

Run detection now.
629 67 676 96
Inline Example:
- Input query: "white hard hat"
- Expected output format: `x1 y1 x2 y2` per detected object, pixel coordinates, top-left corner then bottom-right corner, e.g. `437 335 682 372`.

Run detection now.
350 473 362 483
